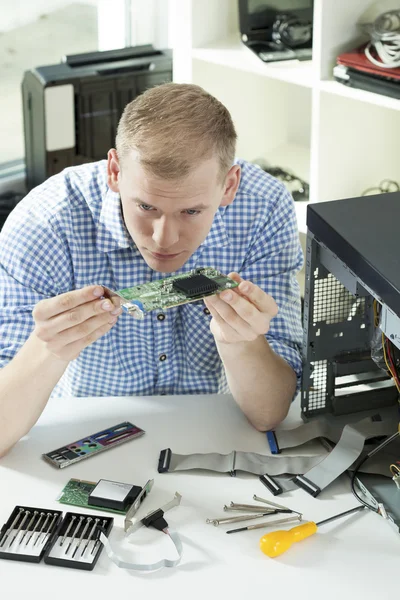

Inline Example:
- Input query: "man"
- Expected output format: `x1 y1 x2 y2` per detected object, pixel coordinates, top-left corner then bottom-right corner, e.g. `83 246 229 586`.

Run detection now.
0 83 303 457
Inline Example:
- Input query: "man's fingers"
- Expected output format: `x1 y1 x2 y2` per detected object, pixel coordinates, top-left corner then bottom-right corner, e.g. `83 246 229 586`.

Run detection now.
219 290 271 335
56 320 117 361
205 295 256 340
227 272 278 315
35 297 122 341
45 312 118 348
227 271 241 281
204 298 243 344
238 281 278 315
228 275 278 316
33 285 105 321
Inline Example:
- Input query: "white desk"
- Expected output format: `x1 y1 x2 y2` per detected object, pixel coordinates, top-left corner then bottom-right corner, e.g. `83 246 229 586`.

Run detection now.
0 393 398 600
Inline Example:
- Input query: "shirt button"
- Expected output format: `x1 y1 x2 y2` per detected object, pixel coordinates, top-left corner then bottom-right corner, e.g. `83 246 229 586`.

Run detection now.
159 353 167 362
157 313 166 321
203 307 211 315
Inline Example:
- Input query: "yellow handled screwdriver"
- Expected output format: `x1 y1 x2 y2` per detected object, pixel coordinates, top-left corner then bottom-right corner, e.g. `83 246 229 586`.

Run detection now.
260 505 365 558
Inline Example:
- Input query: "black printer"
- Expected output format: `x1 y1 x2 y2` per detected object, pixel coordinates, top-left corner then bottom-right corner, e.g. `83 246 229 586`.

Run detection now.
22 45 172 190
238 0 313 63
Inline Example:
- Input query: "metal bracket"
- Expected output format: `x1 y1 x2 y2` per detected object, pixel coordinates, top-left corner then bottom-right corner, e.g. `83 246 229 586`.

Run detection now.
124 479 154 533
125 491 182 536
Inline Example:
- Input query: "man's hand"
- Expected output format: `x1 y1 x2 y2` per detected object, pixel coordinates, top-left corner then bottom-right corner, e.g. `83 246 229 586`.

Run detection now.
32 285 122 361
204 272 278 344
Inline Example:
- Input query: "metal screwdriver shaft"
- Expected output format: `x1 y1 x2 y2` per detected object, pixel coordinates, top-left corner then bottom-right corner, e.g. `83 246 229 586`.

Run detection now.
33 512 51 547
253 495 288 509
316 505 365 526
207 512 277 526
19 511 38 546
36 512 58 547
227 515 301 534
253 494 303 517
59 515 76 547
91 519 107 555
66 516 84 554
0 507 24 548
81 518 99 557
225 503 275 512
25 512 45 546
72 517 92 558
9 510 30 547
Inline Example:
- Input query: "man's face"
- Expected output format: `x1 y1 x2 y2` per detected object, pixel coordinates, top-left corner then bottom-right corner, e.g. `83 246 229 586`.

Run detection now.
107 150 240 273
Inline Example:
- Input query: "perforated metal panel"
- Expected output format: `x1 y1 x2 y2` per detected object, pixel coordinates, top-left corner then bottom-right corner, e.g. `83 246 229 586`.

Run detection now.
301 232 383 418
303 359 327 412
313 272 366 326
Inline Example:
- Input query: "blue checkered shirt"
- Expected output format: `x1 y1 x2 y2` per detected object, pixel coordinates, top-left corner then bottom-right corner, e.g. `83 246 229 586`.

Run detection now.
0 159 303 398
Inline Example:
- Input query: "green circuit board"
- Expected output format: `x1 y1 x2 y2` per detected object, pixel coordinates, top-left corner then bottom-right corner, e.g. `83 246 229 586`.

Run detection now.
111 267 238 319
57 478 126 515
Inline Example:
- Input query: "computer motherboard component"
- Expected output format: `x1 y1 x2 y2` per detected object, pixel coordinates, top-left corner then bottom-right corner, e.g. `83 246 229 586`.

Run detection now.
108 267 239 319
58 479 132 515
42 422 145 469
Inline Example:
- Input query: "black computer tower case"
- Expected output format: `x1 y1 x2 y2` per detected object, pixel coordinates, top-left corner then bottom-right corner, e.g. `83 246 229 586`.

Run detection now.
302 198 399 421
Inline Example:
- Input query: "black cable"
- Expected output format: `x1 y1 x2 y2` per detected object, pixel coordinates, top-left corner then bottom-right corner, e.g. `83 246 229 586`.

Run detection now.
350 431 400 512
261 165 309 201
272 14 312 48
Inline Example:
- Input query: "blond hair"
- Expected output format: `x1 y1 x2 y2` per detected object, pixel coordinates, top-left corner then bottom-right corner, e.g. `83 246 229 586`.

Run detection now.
115 82 237 183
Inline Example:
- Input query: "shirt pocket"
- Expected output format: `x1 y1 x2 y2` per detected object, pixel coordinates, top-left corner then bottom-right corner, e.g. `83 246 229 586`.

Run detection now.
181 302 221 373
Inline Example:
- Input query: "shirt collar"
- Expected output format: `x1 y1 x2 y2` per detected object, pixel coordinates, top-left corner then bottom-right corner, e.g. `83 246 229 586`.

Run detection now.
202 207 230 248
96 186 231 254
96 187 132 253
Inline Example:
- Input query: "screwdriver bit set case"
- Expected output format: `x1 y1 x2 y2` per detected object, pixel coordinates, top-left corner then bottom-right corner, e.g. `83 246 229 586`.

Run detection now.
0 505 113 571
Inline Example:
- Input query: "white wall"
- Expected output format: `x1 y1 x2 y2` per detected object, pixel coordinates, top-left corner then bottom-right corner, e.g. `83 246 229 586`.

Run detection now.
0 0 99 33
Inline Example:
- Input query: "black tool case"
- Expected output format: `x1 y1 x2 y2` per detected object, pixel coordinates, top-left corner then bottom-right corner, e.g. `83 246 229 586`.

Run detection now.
44 511 113 571
22 44 172 190
0 505 63 564
0 505 113 571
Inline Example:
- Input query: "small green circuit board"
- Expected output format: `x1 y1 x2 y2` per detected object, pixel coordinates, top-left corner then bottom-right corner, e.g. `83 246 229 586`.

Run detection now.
57 478 126 515
111 267 238 319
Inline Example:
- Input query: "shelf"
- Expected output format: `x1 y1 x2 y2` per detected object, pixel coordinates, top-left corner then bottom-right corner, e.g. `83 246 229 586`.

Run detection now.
263 143 310 183
191 36 316 88
319 80 400 111
254 143 310 235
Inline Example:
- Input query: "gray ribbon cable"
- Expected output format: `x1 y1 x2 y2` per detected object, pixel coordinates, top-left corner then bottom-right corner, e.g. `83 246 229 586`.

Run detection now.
99 530 183 571
158 419 398 486
157 447 397 481
158 448 324 476
293 418 398 497
268 415 395 454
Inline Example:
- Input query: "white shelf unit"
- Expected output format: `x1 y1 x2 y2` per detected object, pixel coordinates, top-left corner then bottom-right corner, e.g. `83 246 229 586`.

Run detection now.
191 36 316 88
169 0 400 239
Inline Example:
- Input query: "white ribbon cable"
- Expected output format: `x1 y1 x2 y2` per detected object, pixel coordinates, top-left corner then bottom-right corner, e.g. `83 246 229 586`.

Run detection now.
99 529 183 571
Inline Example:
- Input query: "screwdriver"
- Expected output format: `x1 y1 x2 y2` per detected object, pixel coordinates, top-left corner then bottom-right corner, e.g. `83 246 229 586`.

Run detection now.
260 505 365 558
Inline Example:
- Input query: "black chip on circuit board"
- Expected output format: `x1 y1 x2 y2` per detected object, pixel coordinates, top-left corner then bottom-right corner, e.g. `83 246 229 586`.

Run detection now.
172 274 219 297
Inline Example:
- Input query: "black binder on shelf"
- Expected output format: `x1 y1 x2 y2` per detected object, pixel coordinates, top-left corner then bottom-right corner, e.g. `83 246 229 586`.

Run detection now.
334 64 400 100
22 45 173 190
334 45 400 101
